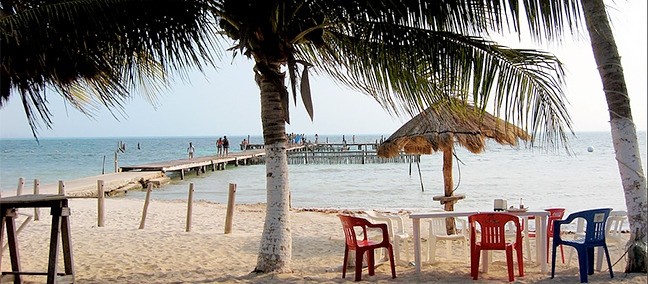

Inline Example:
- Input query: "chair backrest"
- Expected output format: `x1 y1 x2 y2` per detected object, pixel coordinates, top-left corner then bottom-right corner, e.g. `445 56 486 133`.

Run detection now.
555 208 612 245
545 208 566 236
469 213 521 250
605 215 626 242
429 217 448 236
338 214 370 249
363 210 406 238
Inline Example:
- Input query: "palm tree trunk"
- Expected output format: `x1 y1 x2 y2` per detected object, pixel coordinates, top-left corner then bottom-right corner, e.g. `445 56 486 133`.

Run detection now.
581 0 647 272
253 62 292 273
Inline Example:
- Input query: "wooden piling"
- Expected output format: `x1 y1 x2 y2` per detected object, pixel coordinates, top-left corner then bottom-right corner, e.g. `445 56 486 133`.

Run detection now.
224 183 237 234
139 183 153 229
97 180 105 227
186 183 194 232
58 180 66 195
16 177 24 196
33 179 40 221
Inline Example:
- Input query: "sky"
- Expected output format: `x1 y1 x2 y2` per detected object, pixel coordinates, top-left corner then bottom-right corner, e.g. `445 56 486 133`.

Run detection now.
0 1 646 139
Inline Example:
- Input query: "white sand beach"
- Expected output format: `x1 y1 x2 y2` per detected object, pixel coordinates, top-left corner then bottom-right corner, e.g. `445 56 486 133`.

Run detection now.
2 198 646 283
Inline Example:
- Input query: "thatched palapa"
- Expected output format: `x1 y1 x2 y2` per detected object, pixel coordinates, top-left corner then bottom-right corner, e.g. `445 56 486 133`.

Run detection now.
377 102 529 234
377 103 529 158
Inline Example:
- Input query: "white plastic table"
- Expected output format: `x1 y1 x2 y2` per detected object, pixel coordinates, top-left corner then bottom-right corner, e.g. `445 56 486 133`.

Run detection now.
409 210 550 274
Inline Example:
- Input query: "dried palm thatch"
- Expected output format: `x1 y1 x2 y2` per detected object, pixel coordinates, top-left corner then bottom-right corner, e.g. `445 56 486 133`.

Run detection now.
377 102 530 234
377 103 529 158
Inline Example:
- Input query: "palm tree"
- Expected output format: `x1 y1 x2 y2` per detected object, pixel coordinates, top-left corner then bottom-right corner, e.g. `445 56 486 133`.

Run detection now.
580 0 647 272
7 0 635 273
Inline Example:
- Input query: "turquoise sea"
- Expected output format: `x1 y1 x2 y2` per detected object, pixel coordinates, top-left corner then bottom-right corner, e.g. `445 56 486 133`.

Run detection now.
0 132 646 219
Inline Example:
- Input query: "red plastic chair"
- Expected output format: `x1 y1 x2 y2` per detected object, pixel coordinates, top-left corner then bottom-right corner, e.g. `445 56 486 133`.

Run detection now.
469 213 524 282
338 214 396 281
545 208 566 263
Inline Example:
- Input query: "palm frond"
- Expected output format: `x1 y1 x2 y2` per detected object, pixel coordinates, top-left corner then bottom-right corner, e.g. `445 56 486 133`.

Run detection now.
297 24 572 150
1 0 224 136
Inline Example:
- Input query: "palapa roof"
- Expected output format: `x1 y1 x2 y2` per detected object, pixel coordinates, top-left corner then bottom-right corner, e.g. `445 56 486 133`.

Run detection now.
377 103 529 158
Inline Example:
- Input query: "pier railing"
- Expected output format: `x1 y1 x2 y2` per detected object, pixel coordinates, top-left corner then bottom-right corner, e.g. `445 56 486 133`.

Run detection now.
286 143 419 164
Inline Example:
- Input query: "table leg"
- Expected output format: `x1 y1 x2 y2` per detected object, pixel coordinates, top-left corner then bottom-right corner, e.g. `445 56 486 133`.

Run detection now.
61 207 75 277
47 207 62 284
536 215 548 273
1 211 4 269
412 218 421 274
4 209 21 284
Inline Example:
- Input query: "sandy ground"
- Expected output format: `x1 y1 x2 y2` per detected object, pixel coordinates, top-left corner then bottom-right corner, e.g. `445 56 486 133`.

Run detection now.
1 198 645 283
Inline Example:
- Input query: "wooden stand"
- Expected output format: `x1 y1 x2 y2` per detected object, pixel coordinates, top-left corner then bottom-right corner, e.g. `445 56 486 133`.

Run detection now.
1 194 75 284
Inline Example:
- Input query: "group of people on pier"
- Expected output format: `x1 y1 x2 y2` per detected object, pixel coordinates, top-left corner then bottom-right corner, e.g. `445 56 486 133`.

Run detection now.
216 136 230 156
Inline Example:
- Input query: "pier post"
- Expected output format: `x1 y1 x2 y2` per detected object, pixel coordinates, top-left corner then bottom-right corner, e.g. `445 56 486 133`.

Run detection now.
224 183 237 234
97 180 105 227
33 179 40 221
180 169 185 180
186 183 195 232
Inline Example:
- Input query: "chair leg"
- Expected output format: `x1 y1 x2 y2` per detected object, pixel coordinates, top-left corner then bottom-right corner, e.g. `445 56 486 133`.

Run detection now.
471 248 480 280
428 237 437 263
603 246 614 279
551 244 558 279
517 246 524 277
388 245 396 279
506 247 514 282
587 247 595 275
576 248 589 283
368 249 375 276
462 239 469 264
393 238 401 263
342 247 349 279
355 251 363 281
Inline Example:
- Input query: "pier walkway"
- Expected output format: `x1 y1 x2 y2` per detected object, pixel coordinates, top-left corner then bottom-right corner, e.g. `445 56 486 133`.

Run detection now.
119 145 304 179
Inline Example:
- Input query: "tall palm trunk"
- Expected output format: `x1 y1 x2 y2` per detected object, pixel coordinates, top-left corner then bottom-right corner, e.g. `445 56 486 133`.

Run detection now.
581 0 647 272
254 62 292 273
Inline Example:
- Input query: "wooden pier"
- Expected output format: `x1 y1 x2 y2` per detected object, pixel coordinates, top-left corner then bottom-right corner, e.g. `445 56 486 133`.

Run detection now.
119 146 303 179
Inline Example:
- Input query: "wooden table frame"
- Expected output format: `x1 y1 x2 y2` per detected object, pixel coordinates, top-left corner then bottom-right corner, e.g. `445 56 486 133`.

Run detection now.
409 210 550 275
1 194 75 284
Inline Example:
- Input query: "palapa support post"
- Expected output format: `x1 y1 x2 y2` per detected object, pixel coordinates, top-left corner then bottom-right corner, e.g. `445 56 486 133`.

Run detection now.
139 183 153 229
442 144 456 234
224 183 237 234
97 180 105 227
33 179 40 221
186 183 194 232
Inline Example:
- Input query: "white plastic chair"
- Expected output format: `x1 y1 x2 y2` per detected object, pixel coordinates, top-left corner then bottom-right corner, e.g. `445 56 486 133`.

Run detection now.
426 217 468 263
363 210 411 265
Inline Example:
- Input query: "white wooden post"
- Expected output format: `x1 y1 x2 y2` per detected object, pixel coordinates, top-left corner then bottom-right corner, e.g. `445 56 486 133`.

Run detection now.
186 183 194 232
224 183 237 234
139 183 153 229
33 179 40 221
58 180 66 195
97 180 105 227
16 177 24 196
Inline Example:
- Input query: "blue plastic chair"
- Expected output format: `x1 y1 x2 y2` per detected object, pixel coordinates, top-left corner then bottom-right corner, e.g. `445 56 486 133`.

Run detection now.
550 208 613 283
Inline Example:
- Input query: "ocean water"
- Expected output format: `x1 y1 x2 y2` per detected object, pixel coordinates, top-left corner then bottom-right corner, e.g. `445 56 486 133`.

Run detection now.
1 132 646 218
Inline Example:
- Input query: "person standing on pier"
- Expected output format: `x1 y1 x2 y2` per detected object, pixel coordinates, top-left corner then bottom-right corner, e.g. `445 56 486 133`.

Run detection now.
187 142 195 159
223 136 230 156
217 137 223 156
241 139 249 151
